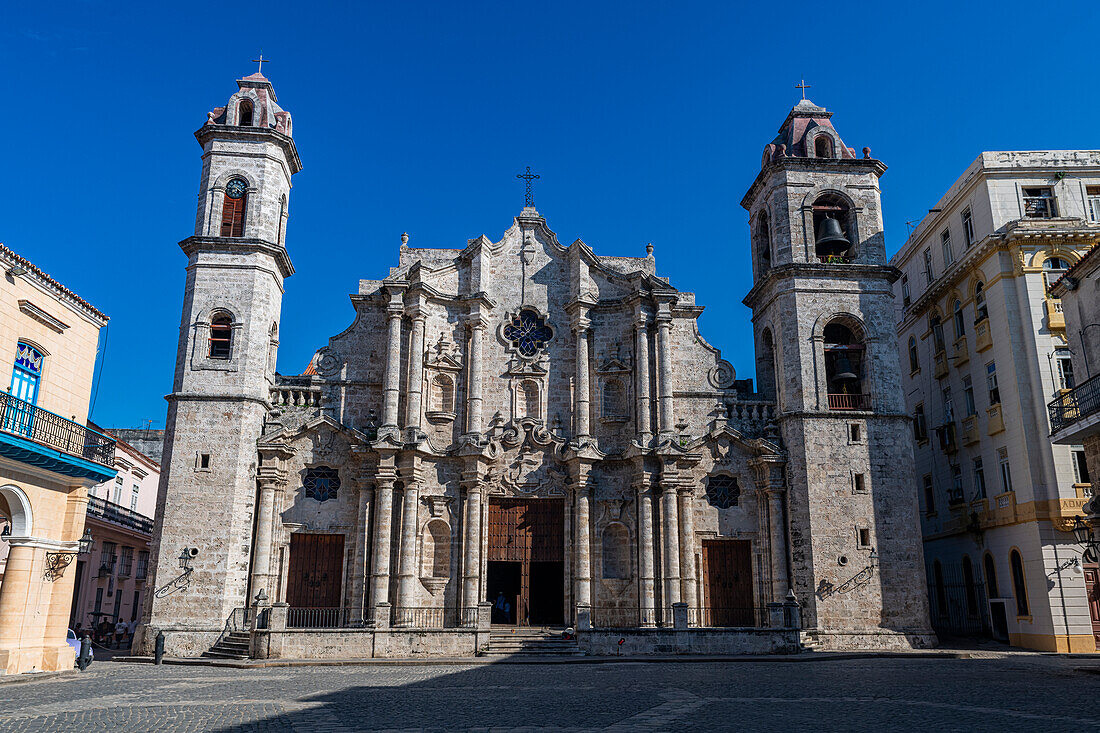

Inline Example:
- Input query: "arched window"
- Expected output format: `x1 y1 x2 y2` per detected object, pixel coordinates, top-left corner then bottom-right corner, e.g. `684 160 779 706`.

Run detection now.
704 474 740 509
601 523 630 579
933 560 948 617
208 314 233 359
814 135 833 158
953 300 965 339
303 466 340 502
908 336 919 373
1043 256 1070 288
238 99 253 126
517 380 540 420
757 211 771 267
930 314 946 353
811 194 852 260
431 374 454 413
9 342 44 407
602 379 625 418
975 282 988 322
422 519 450 579
1010 549 1029 616
984 553 999 598
220 178 247 237
962 555 979 618
824 321 867 409
759 328 778 400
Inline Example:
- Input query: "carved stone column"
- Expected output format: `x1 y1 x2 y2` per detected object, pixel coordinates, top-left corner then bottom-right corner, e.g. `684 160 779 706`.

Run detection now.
380 288 406 432
752 456 790 602
405 309 426 432
655 301 675 437
250 463 287 602
351 475 373 623
659 482 681 616
466 317 486 434
574 319 592 439
635 481 657 626
677 485 697 609
634 313 652 444
394 481 421 625
574 478 593 614
460 480 484 620
369 471 396 625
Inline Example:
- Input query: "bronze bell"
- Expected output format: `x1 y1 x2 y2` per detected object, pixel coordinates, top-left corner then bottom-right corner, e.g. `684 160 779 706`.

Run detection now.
815 216 851 258
831 353 859 382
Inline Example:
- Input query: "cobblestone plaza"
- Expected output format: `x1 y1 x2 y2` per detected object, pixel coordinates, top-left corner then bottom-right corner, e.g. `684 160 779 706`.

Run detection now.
2 656 1099 732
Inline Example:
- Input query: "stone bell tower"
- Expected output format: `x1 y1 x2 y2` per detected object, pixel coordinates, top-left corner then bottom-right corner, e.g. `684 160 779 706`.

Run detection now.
741 98 934 648
139 68 302 655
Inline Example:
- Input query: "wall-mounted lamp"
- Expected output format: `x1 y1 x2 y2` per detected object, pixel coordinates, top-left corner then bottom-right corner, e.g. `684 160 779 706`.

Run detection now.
6 265 28 278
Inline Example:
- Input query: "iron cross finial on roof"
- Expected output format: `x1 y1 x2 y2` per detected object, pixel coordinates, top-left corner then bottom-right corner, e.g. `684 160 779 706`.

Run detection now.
795 78 811 100
252 53 270 75
516 166 540 207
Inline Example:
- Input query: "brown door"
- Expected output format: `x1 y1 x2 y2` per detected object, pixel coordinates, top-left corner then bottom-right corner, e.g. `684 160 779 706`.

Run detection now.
286 533 345 608
701 539 754 626
1084 564 1100 646
487 498 563 625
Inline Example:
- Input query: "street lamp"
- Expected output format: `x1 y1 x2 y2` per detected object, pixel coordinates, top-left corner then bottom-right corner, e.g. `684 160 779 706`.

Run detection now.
44 528 94 580
1072 515 1099 562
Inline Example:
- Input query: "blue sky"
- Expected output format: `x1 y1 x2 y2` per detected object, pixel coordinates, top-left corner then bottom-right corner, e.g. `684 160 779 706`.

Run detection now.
2 1 1097 429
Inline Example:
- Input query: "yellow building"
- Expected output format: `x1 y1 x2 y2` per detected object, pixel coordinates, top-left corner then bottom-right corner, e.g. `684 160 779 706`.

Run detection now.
0 243 115 675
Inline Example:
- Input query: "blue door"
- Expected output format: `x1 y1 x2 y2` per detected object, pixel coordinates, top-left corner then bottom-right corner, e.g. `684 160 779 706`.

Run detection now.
5 343 43 437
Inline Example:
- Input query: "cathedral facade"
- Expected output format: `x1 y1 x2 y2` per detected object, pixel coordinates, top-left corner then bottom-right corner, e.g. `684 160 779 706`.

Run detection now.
139 72 934 658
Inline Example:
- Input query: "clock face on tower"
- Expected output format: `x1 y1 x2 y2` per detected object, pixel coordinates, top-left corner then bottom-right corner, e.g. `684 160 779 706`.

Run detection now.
225 179 247 199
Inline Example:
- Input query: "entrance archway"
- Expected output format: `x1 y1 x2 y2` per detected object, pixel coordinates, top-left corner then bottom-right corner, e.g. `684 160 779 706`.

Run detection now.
486 498 564 626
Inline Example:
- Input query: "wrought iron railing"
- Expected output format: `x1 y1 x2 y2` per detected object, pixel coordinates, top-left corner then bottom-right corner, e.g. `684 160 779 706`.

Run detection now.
86 495 154 534
392 606 478 628
287 606 360 629
0 391 114 466
827 393 871 411
1049 372 1100 433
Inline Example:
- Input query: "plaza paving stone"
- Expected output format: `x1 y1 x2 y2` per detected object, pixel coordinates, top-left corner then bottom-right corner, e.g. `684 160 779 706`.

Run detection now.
1 654 1100 731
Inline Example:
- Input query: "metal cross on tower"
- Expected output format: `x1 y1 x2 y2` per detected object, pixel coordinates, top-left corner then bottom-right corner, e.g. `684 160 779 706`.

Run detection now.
252 53 270 75
516 166 540 207
795 79 811 100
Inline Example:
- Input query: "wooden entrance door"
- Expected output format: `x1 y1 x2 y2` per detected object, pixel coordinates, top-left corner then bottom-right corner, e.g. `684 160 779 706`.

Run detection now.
487 498 564 625
701 539 754 626
1084 563 1100 646
286 533 345 608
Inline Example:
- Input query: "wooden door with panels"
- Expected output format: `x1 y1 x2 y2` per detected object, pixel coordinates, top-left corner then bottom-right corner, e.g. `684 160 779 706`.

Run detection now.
701 539 754 627
286 533 345 608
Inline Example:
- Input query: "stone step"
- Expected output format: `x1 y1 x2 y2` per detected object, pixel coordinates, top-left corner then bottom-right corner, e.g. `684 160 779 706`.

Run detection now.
200 650 249 660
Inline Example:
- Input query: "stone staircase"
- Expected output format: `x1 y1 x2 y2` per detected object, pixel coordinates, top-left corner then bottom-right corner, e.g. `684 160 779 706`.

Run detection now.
201 631 251 660
484 628 583 657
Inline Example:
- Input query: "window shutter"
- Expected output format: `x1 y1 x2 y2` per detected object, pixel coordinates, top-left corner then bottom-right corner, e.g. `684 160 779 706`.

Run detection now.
219 194 246 237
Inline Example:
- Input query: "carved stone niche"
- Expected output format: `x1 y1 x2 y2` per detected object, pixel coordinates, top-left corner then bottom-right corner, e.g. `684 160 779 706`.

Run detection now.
425 333 463 424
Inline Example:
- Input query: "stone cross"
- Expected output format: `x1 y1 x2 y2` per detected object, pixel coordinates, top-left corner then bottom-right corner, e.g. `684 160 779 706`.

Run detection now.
795 79 811 100
252 54 270 75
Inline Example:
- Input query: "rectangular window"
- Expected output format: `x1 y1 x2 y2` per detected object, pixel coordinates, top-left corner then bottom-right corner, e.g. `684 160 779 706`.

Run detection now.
854 473 866 493
119 546 133 577
950 465 964 503
987 362 1000 405
1074 449 1092 485
130 486 140 512
858 527 871 548
1022 186 1056 218
1056 351 1075 391
923 474 936 515
1088 186 1100 223
942 386 954 423
973 457 987 499
94 587 104 613
136 550 150 580
963 375 976 417
101 541 117 575
923 248 935 283
999 447 1013 492
941 229 954 266
961 207 975 247
112 476 123 505
901 275 911 307
914 403 928 442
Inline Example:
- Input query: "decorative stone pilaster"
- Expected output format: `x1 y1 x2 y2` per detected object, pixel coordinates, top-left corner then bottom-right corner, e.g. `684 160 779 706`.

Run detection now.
573 476 593 612
250 459 288 603
351 474 373 624
380 285 407 434
677 483 697 609
394 481 421 626
404 307 427 435
465 315 488 435
460 479 484 621
751 456 790 602
635 480 657 626
659 482 681 615
655 298 676 437
634 311 653 444
369 469 397 625
574 316 592 440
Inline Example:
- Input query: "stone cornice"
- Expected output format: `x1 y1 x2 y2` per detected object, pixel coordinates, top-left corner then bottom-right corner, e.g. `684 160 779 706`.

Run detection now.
194 123 302 175
742 262 899 309
741 157 887 211
179 236 294 279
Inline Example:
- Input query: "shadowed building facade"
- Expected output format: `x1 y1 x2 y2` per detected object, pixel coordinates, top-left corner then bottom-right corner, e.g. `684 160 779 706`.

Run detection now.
139 74 933 658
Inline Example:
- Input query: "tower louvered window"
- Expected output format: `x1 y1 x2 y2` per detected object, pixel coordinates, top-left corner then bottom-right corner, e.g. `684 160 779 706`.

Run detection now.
220 179 247 237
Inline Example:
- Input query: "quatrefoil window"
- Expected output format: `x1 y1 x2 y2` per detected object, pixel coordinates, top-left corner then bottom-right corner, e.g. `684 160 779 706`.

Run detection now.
503 309 553 357
705 474 740 509
303 466 340 502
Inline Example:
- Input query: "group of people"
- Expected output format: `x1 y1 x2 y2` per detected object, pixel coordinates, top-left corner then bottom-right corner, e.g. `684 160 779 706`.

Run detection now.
73 618 137 648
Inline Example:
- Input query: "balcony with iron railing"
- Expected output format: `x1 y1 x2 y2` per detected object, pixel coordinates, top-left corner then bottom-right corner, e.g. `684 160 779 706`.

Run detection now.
827 393 871 411
86 495 154 535
1050 372 1100 441
0 391 115 474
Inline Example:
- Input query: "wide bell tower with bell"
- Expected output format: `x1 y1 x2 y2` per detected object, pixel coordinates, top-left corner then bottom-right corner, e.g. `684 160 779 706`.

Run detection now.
741 95 934 648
